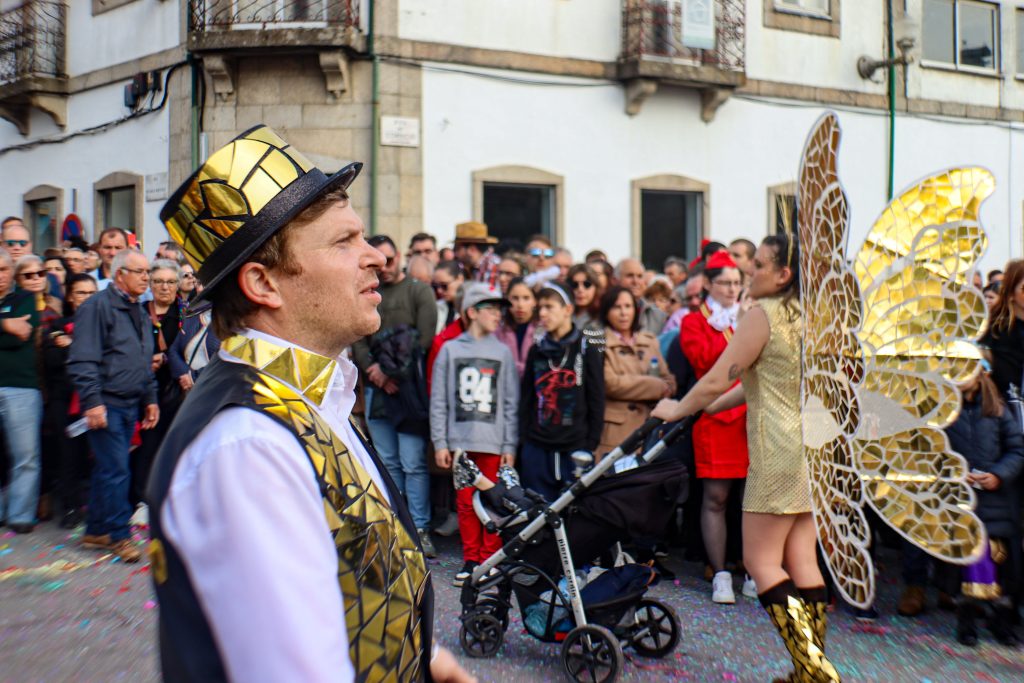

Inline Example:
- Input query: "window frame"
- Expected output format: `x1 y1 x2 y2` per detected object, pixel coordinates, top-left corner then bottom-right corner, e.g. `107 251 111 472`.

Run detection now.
763 0 840 38
1015 7 1024 76
766 181 798 237
631 174 709 267
773 0 832 20
93 171 144 248
472 165 564 246
22 184 64 251
920 0 1001 75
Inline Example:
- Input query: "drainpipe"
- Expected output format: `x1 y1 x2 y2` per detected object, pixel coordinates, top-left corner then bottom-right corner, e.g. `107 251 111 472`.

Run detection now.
367 0 380 235
190 53 201 168
886 0 896 201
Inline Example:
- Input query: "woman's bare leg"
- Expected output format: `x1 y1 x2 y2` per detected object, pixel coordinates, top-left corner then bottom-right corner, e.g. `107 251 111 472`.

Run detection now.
742 511 795 592
782 512 825 589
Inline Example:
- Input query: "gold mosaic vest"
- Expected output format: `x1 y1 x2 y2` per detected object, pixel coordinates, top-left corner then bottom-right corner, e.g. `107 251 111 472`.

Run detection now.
221 335 431 681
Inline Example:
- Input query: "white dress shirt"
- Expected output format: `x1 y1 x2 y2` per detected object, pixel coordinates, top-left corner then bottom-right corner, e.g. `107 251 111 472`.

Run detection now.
160 329 390 682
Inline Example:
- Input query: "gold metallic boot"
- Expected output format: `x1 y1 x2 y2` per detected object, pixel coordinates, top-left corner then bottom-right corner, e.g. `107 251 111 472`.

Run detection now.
797 585 830 654
759 580 841 683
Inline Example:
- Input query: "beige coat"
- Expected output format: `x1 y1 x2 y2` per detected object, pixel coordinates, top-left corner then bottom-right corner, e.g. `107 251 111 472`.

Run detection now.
597 328 676 456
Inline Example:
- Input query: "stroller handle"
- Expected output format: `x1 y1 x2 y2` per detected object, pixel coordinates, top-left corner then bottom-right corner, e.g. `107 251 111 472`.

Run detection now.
620 417 664 453
659 411 702 446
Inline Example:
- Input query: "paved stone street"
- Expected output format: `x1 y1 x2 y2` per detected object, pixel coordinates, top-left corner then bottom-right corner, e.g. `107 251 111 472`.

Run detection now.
2 523 1024 682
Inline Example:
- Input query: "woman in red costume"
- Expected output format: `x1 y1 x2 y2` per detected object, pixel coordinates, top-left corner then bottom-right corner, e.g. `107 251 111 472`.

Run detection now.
680 251 750 604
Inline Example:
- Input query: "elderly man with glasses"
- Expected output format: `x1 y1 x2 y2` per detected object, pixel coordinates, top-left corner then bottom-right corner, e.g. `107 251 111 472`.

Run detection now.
2 218 32 262
0 250 45 533
67 248 159 561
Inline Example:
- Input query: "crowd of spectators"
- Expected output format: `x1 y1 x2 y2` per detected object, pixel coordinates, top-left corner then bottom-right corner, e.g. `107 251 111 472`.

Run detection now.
0 213 1021 647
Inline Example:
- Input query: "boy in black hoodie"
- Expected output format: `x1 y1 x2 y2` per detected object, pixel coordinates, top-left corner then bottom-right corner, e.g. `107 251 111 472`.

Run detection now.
519 283 604 500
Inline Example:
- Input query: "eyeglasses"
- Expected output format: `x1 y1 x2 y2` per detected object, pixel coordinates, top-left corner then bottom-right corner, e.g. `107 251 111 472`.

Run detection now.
120 266 148 276
151 279 179 286
528 248 555 258
711 279 743 288
18 270 45 280
4 240 28 248
570 280 594 290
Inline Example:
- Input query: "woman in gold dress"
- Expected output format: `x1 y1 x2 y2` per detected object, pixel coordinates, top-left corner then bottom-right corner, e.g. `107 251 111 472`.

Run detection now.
653 232 840 682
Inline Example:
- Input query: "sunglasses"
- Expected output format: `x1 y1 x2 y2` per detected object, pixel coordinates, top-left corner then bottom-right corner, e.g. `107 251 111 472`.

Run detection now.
19 270 45 280
528 248 555 258
5 239 28 247
432 281 451 291
570 280 594 290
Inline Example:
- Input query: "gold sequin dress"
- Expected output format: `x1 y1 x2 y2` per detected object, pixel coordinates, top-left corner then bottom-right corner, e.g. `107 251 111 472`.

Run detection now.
742 296 811 514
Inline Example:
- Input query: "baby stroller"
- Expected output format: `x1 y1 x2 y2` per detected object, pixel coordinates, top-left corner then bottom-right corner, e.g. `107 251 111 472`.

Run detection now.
457 416 696 683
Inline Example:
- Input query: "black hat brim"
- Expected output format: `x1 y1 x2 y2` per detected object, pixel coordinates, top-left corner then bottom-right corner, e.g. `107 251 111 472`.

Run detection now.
186 161 362 310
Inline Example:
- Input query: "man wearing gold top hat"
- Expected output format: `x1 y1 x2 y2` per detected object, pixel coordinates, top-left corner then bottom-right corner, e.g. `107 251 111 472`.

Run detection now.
146 125 474 683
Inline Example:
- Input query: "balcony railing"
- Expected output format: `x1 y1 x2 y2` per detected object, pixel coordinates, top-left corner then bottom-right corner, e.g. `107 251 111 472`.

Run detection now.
189 0 360 31
0 0 66 88
621 0 745 74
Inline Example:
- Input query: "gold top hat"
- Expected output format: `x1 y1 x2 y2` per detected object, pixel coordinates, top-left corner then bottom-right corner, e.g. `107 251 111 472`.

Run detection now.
161 125 361 302
454 220 498 244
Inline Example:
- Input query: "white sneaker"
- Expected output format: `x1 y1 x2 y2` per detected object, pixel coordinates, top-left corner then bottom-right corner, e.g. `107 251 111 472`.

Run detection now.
129 503 149 528
712 571 735 604
742 574 758 599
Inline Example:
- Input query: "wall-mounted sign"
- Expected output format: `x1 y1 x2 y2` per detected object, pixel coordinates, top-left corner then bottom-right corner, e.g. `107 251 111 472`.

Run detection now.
146 172 169 202
380 116 421 148
681 0 716 51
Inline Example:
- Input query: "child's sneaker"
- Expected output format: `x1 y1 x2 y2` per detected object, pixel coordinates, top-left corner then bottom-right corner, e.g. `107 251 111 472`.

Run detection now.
742 574 758 599
454 561 479 587
712 571 735 604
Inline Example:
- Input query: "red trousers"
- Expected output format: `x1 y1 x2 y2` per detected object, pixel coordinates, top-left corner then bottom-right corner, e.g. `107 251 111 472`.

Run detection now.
456 452 503 563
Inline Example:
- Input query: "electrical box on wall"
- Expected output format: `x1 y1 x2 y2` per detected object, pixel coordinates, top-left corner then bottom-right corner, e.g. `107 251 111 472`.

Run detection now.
124 71 160 109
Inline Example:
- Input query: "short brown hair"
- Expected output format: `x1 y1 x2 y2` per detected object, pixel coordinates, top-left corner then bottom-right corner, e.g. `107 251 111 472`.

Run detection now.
209 188 347 339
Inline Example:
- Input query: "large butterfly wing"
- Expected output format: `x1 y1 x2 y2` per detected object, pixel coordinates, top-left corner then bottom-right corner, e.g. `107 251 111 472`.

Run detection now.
798 113 875 608
851 169 990 565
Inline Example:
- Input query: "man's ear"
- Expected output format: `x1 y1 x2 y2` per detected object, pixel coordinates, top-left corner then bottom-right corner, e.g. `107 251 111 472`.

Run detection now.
237 262 284 310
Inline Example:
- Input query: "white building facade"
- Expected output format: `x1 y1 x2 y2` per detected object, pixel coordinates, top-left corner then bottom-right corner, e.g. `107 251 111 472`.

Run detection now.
0 0 1021 270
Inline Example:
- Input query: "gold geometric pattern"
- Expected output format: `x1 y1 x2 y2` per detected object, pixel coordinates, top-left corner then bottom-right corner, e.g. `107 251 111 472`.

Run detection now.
162 126 315 271
763 598 841 682
797 113 987 609
223 335 429 682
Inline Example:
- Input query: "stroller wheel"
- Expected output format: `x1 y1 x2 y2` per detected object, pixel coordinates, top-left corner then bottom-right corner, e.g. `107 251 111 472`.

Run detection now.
560 624 623 683
475 596 511 630
459 611 504 658
628 598 680 658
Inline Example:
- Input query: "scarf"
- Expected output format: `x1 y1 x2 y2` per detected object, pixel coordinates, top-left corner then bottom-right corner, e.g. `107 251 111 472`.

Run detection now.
705 296 739 333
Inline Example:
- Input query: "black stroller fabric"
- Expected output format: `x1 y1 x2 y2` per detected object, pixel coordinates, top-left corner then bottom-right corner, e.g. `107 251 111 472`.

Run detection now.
508 457 688 639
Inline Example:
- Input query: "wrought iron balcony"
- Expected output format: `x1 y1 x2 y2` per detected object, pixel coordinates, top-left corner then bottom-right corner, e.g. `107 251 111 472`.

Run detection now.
0 0 67 135
188 0 363 51
620 0 745 118
0 0 65 87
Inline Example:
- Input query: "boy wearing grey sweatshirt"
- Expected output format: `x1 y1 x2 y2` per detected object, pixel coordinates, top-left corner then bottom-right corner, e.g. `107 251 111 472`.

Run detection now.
431 283 518 586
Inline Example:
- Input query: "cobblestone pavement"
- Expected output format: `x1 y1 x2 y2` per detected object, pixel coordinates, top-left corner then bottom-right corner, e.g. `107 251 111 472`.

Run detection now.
2 523 1024 682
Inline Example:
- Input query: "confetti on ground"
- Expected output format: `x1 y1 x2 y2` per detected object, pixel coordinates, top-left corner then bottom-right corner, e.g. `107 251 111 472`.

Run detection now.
2 524 1022 682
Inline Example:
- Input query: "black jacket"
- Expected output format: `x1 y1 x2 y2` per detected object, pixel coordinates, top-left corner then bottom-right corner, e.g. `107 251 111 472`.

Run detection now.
67 285 157 410
520 326 605 452
945 396 1024 538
